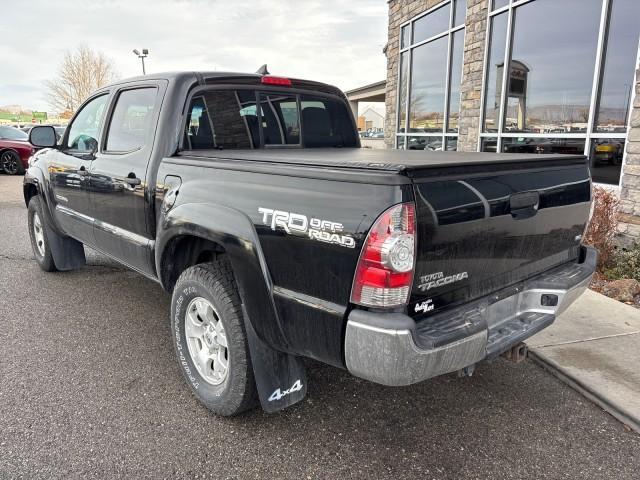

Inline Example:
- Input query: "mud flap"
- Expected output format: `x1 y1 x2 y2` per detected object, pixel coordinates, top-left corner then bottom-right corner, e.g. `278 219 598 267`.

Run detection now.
242 306 307 413
44 220 86 271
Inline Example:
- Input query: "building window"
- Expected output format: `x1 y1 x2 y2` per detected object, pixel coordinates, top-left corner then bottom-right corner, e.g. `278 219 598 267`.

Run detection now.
396 0 466 151
480 0 640 185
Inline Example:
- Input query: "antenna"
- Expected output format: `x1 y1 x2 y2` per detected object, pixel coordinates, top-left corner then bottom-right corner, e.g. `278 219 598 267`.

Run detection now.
255 64 269 75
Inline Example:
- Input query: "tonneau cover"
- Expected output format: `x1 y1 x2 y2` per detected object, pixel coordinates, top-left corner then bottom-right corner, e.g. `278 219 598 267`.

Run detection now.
179 148 587 174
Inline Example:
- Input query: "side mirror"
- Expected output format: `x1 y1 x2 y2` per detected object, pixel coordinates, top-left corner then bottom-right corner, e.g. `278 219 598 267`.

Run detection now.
29 126 58 148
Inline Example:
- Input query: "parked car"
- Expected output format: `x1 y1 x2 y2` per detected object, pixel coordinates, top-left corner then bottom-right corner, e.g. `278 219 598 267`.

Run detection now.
0 125 34 175
25 71 596 416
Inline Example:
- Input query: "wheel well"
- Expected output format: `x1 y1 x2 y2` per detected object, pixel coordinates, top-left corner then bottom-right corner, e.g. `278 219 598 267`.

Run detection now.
160 235 226 292
24 183 38 207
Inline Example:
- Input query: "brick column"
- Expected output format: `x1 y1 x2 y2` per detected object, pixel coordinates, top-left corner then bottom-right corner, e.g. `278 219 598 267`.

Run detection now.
457 0 489 152
617 67 640 245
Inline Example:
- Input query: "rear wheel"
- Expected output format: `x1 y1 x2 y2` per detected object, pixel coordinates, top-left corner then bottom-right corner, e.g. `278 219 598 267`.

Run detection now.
28 196 57 272
171 260 258 416
1 150 25 175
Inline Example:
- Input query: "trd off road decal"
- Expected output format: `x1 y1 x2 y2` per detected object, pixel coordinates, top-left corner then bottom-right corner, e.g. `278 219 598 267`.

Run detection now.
258 208 355 248
418 271 468 292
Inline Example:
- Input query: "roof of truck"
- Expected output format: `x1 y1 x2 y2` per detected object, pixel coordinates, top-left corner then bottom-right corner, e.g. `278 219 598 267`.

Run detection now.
103 71 341 93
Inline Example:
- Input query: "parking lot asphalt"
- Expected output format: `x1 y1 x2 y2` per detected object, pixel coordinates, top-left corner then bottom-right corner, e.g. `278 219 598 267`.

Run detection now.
1 174 639 479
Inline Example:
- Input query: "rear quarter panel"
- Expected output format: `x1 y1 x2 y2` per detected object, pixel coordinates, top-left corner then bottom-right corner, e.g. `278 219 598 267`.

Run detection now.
156 159 411 367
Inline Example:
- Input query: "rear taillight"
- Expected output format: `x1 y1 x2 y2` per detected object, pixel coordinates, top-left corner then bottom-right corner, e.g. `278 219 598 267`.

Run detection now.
350 202 416 308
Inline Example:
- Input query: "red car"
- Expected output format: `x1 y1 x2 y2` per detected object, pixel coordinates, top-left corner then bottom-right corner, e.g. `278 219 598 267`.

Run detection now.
0 125 34 175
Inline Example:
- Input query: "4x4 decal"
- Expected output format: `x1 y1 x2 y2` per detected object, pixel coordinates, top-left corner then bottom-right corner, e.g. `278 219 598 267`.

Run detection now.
268 379 303 402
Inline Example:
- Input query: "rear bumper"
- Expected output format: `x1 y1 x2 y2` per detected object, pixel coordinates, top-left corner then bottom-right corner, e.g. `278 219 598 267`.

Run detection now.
344 246 597 386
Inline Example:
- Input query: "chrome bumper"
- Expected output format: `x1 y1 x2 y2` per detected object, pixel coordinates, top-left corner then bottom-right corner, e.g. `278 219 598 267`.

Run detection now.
345 247 597 387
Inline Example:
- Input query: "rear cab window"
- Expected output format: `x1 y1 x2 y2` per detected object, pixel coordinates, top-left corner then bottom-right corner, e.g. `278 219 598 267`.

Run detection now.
183 89 357 150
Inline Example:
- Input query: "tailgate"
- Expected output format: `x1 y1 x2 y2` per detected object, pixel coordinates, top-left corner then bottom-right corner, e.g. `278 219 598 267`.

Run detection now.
409 157 591 317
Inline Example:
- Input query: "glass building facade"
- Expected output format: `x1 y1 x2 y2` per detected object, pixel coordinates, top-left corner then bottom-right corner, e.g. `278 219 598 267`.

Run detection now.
393 0 640 186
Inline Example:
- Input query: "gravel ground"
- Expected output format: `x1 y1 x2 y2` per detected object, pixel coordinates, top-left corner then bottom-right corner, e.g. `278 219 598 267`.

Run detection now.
1 174 639 479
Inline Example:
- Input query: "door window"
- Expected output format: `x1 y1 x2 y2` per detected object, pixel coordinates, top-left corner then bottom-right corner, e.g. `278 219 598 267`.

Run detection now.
66 94 109 152
106 88 158 152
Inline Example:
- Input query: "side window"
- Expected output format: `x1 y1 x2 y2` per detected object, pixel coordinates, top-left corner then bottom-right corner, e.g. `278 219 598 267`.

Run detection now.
106 88 157 152
66 94 109 152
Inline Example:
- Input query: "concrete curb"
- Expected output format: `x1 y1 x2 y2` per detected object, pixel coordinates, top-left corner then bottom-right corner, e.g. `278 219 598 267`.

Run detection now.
529 350 640 434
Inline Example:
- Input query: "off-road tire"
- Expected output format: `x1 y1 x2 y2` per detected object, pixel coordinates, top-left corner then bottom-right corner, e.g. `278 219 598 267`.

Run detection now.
28 196 57 272
171 260 258 416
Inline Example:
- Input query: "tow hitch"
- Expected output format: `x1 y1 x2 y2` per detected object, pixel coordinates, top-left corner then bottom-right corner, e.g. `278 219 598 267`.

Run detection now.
502 342 528 363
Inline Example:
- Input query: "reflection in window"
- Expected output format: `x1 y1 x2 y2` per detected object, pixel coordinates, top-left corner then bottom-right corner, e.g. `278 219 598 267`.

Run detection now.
447 29 465 132
397 0 467 150
398 52 408 133
481 138 498 152
446 137 458 151
482 13 508 132
106 88 157 152
595 0 640 133
504 0 601 133
409 36 448 133
590 139 625 184
412 4 450 44
184 90 355 150
261 94 300 145
401 25 410 49
66 95 108 152
492 0 509 10
407 136 447 151
185 90 258 149
453 0 467 27
501 137 585 155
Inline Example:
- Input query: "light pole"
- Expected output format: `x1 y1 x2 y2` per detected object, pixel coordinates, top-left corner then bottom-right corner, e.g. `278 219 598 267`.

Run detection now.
132 48 149 75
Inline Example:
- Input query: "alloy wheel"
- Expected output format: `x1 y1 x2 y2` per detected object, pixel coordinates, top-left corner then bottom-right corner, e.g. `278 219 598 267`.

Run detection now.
185 297 229 386
32 212 46 257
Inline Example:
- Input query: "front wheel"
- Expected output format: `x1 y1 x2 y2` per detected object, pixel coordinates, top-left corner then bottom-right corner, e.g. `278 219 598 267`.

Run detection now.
1 150 25 175
171 260 258 416
28 196 57 272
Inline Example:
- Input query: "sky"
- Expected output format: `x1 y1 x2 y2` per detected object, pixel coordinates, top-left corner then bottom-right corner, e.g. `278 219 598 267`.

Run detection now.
0 0 388 114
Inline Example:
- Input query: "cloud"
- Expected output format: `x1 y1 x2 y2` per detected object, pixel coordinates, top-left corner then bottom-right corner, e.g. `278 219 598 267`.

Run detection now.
0 0 388 111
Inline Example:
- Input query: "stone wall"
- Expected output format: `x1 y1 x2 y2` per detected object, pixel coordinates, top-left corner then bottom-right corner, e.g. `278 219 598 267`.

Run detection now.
384 0 489 151
617 68 640 245
456 0 488 152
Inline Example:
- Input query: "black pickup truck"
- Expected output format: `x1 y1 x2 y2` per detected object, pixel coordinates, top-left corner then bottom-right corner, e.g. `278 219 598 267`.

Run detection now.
24 71 596 415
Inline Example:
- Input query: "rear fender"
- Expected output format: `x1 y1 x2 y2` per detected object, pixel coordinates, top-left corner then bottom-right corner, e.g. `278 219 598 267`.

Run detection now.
158 203 307 412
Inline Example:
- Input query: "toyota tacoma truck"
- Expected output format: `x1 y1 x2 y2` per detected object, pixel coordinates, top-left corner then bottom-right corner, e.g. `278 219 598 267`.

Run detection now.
24 70 596 416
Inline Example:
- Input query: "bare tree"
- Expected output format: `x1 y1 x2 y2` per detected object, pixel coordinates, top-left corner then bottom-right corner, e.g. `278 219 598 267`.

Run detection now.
46 46 117 114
